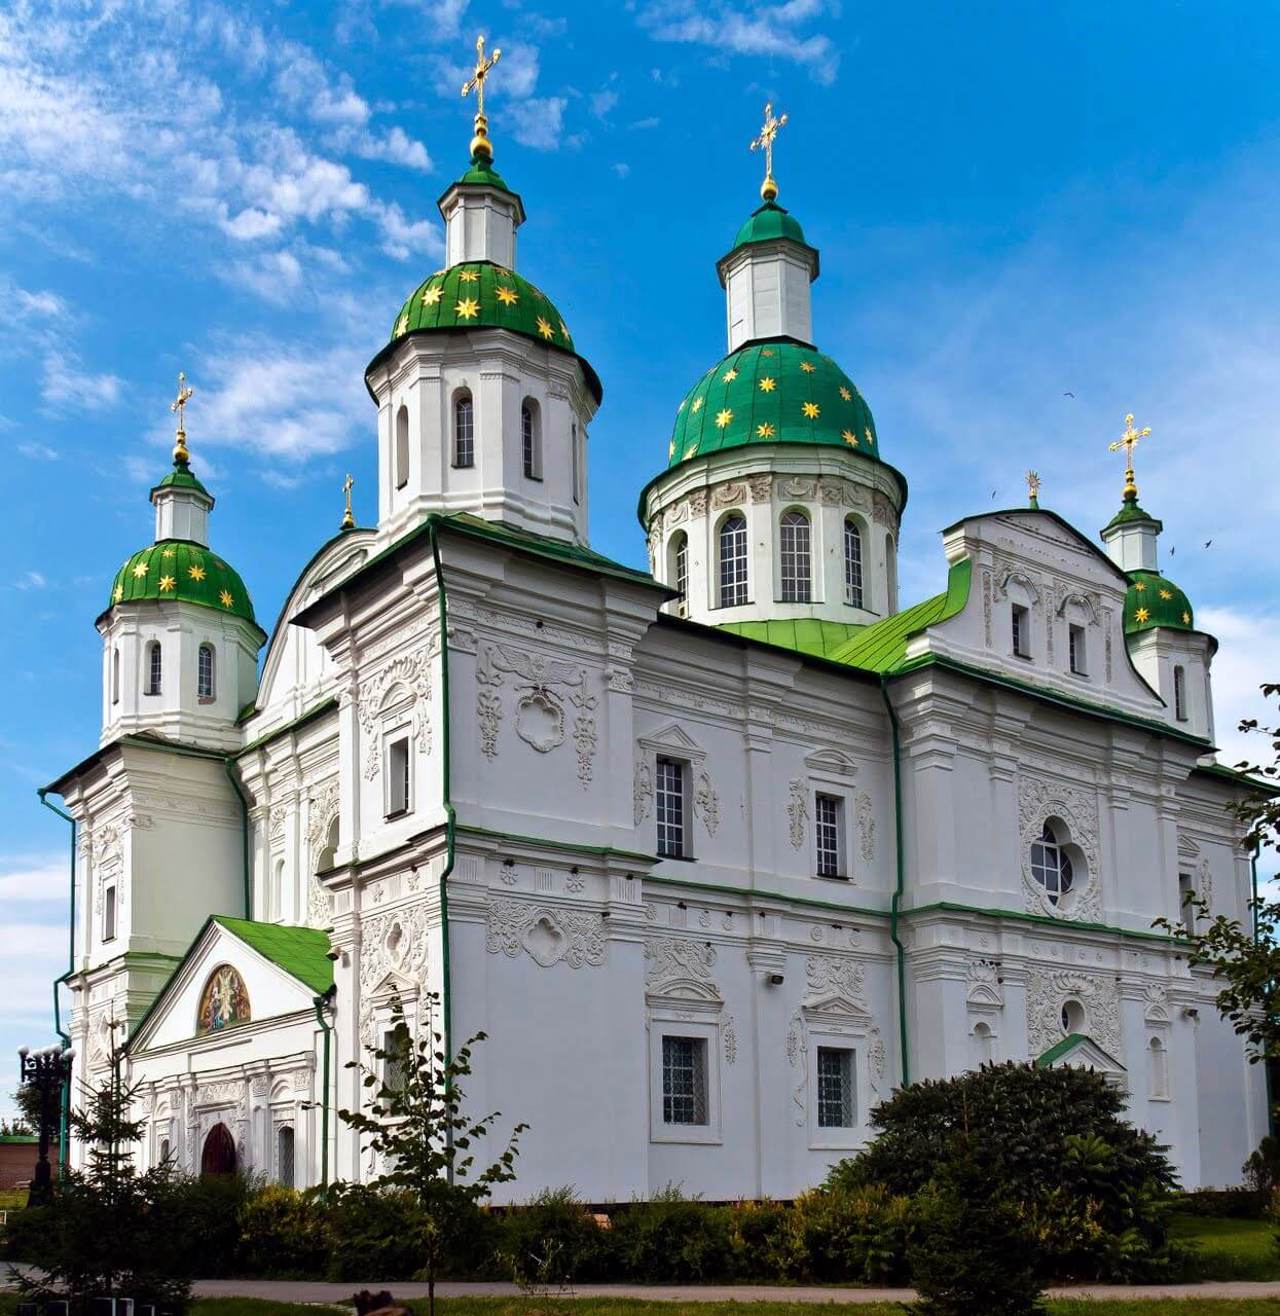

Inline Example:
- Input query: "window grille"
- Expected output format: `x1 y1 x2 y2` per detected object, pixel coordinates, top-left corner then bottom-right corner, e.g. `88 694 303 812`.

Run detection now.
522 403 538 478
454 394 475 468
662 1035 707 1125
656 757 686 858
673 535 688 601
816 1047 854 1127
1173 665 1187 721
844 519 864 607
1029 822 1073 905
146 642 162 695
779 510 811 602
277 1126 295 1187
197 644 215 699
718 514 748 607
815 793 843 878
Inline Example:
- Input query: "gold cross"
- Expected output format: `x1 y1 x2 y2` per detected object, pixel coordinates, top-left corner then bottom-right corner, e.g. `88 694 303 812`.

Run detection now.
461 34 501 124
170 371 194 465
750 101 788 201
341 473 355 530
1108 411 1152 500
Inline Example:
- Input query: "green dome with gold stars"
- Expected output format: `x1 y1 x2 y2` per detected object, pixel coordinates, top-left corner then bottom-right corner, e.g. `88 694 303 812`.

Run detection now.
1124 569 1193 636
385 261 602 402
109 541 257 626
664 340 882 470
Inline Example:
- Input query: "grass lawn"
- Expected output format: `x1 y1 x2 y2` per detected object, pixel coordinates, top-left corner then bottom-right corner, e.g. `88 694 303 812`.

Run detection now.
1173 1213 1279 1281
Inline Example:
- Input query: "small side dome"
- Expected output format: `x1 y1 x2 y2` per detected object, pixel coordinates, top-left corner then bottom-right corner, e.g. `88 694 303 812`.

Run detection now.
666 340 879 469
732 201 812 254
1125 570 1193 635
110 541 256 625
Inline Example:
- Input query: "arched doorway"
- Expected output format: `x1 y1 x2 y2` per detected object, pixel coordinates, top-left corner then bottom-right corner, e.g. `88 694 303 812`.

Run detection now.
200 1122 237 1176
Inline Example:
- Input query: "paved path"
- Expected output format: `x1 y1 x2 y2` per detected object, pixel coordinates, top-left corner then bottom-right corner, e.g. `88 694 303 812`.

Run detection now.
192 1277 1280 1304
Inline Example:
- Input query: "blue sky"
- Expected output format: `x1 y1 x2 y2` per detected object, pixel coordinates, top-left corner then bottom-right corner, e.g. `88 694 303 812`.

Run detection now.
2 0 1278 1116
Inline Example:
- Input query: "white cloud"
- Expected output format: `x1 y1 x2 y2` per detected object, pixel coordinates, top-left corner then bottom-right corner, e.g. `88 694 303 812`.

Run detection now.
14 288 64 316
635 0 840 83
509 96 566 151
17 441 58 460
591 88 620 120
374 202 443 262
1196 606 1280 772
221 206 285 241
14 571 46 591
350 125 432 172
40 353 122 410
613 162 631 179
0 855 65 903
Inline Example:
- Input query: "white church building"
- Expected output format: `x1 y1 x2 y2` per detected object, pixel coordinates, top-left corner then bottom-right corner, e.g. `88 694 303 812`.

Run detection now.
46 94 1267 1200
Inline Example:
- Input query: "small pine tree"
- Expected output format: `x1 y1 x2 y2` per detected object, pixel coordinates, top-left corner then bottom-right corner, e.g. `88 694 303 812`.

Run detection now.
339 992 527 1316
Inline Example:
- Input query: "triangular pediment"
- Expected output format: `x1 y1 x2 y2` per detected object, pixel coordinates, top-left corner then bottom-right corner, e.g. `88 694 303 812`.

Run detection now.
1037 1032 1126 1075
645 977 722 1005
803 990 872 1020
638 722 706 760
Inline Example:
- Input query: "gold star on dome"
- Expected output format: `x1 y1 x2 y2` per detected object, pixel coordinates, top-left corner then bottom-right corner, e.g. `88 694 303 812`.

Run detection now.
396 313 409 336
684 444 697 459
188 564 206 582
1133 581 1146 591
560 320 571 339
668 439 676 457
760 348 775 356
1159 588 1173 600
842 429 859 446
494 285 519 306
422 286 443 305
715 408 733 428
1134 606 1150 623
802 401 820 419
722 368 739 382
1182 610 1191 624
757 422 776 438
839 386 853 401
536 315 555 339
759 377 776 392
865 426 874 445
158 575 176 592
113 584 124 602
220 589 235 608
455 297 480 319
132 562 149 579
458 269 480 282
799 361 816 373
691 397 704 413
161 548 175 558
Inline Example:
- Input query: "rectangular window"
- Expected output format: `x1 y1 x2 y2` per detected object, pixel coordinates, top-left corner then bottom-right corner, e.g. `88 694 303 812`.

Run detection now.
146 643 162 696
1178 871 1195 931
454 395 475 468
656 757 686 858
817 1046 854 1128
571 423 580 504
1173 665 1188 721
103 884 117 942
662 1035 708 1125
815 793 844 879
197 644 215 700
382 1027 409 1096
1069 624 1087 675
386 736 411 817
1011 604 1030 658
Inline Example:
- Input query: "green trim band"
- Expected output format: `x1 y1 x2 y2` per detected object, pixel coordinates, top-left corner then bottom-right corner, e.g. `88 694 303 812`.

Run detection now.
905 900 1180 945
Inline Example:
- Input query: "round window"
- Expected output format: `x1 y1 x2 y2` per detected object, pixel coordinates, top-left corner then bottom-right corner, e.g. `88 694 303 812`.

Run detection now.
1061 999 1087 1035
1030 821 1075 906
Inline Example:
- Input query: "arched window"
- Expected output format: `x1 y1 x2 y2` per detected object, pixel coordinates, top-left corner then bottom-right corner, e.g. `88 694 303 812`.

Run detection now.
718 513 749 607
316 816 339 872
885 533 898 612
1173 665 1187 721
669 532 688 602
453 391 475 468
844 518 864 608
197 643 216 700
111 647 120 705
779 510 811 603
1030 820 1074 907
971 1020 993 1067
1060 998 1087 1036
145 640 162 696
394 404 409 490
521 400 541 479
1147 1036 1169 1099
159 1137 171 1165
276 1125 296 1187
271 857 285 922
571 422 580 504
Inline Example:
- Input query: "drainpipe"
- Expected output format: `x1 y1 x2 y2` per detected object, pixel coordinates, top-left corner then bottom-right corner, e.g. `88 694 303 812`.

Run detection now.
427 521 458 1184
223 757 253 918
312 986 335 1190
38 788 75 1170
1252 851 1275 1136
879 679 910 1087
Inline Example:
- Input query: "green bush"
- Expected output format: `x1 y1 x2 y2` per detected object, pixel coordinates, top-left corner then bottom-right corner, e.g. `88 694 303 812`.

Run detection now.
321 1182 431 1281
728 1199 801 1280
497 1186 606 1285
829 1061 1180 1281
165 1171 254 1278
237 1183 329 1277
606 1188 739 1282
789 1185 913 1284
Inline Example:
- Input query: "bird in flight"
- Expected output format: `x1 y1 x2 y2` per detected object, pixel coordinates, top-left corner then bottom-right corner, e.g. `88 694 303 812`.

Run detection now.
1204 539 1213 549
1063 391 1075 398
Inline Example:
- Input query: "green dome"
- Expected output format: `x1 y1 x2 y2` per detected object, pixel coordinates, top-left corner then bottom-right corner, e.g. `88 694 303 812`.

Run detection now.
665 340 881 470
109 540 257 625
732 201 811 253
152 466 211 498
1125 569 1193 635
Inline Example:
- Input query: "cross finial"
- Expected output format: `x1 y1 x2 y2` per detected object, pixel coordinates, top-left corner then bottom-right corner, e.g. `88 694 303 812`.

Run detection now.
461 34 502 163
1026 469 1041 508
341 473 355 531
170 371 195 467
749 101 789 202
1107 411 1152 502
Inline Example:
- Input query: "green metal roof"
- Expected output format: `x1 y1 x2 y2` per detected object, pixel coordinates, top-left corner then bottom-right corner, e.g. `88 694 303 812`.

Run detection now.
717 618 866 659
1104 497 1162 532
664 340 880 471
1125 569 1193 635
152 465 211 499
1035 1032 1090 1067
212 917 334 996
109 539 258 626
730 201 814 259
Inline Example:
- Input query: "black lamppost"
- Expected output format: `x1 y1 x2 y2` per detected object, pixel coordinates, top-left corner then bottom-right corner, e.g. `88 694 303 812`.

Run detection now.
18 1043 74 1206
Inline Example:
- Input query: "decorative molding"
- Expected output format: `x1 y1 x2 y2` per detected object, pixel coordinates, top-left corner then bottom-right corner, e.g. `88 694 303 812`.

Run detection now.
634 756 653 825
803 954 870 1017
358 906 431 1043
1196 856 1214 915
1143 982 1171 1026
966 959 1003 1010
515 689 565 752
787 778 807 849
723 1016 738 1065
1018 775 1102 922
855 791 875 863
711 481 748 508
644 936 719 1001
748 474 773 504
357 645 433 780
1026 965 1121 1058
486 899 606 969
693 768 720 835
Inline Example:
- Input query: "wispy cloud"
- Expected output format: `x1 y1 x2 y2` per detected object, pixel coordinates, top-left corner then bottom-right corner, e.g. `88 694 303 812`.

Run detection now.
635 0 840 83
17 441 58 460
13 571 47 591
40 353 123 411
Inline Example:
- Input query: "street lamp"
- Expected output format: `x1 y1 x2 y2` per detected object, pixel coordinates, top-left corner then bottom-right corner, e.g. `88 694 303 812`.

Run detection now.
18 1043 75 1206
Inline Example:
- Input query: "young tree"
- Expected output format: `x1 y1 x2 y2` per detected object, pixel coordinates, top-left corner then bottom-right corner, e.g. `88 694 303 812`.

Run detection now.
1154 686 1280 1064
339 993 527 1316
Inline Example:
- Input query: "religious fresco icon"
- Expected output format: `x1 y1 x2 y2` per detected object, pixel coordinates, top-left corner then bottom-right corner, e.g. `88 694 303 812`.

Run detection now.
197 964 251 1034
